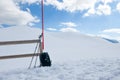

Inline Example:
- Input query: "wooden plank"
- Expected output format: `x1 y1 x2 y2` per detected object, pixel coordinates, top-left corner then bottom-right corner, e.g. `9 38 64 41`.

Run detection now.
0 53 40 60
0 39 40 46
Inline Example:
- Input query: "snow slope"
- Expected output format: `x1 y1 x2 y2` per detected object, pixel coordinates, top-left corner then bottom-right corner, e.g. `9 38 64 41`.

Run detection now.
103 38 119 43
1 59 120 80
0 27 120 80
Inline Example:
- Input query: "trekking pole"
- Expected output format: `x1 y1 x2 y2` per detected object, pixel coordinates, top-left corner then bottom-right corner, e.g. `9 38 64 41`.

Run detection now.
34 45 40 68
28 42 39 69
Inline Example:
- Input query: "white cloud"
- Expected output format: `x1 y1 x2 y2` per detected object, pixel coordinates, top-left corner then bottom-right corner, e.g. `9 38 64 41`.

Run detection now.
59 22 79 33
46 0 113 16
103 28 120 33
0 0 39 27
117 2 120 12
84 4 111 16
47 28 57 31
97 4 111 15
60 27 79 33
14 0 40 5
46 22 79 33
84 8 96 17
61 22 77 27
45 0 98 12
101 0 113 4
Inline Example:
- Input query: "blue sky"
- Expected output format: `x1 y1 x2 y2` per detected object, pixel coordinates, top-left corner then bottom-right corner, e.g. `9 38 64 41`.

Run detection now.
0 0 120 40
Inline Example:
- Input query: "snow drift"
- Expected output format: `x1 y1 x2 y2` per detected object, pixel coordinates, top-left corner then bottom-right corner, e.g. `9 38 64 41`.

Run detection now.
0 26 120 80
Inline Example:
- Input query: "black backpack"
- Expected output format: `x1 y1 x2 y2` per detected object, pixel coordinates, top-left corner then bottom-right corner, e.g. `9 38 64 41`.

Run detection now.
39 52 51 67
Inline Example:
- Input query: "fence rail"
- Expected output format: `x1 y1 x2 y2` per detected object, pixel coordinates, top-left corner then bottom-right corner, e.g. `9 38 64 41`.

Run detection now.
0 53 40 60
0 39 40 46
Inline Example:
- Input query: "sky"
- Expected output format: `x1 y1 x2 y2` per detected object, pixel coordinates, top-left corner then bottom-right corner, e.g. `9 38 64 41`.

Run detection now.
0 0 120 40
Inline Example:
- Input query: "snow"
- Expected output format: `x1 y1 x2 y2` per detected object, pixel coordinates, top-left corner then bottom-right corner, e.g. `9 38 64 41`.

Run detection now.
103 38 119 43
1 59 120 80
0 26 120 80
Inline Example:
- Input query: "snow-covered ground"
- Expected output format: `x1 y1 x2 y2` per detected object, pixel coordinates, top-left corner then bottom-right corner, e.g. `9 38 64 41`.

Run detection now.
0 27 120 80
1 59 120 80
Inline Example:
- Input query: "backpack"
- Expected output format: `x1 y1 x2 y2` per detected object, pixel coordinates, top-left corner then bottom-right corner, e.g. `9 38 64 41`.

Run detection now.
39 52 51 67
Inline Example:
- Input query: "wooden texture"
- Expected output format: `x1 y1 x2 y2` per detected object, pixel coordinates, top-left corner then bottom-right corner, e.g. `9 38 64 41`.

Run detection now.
0 53 40 60
0 39 40 46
